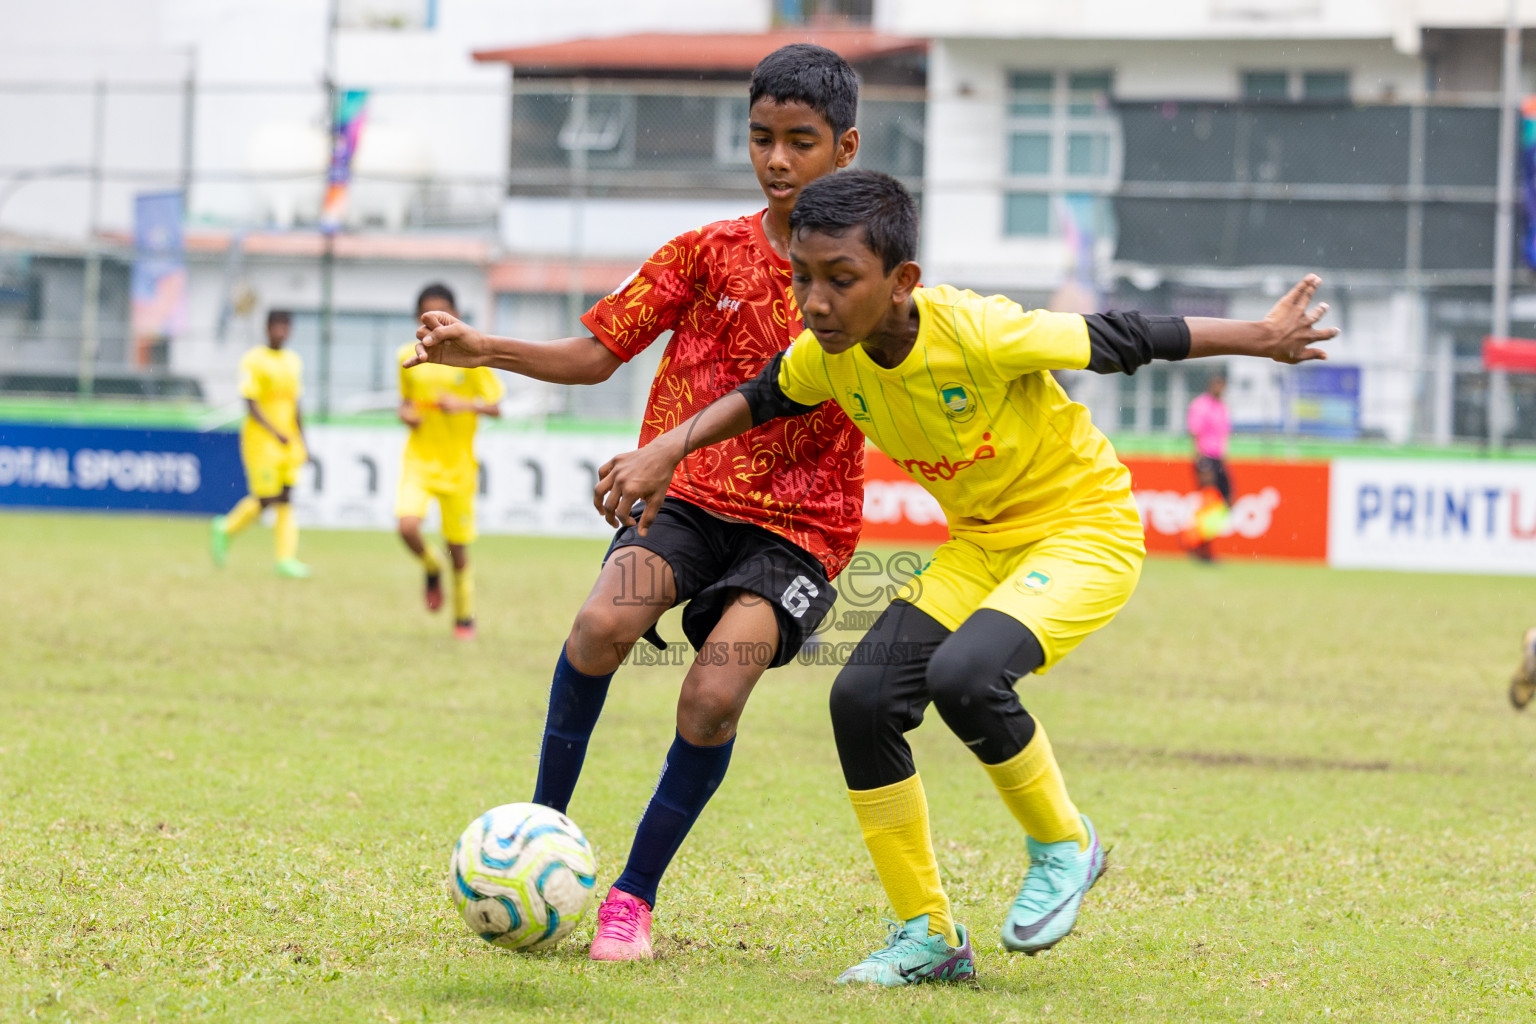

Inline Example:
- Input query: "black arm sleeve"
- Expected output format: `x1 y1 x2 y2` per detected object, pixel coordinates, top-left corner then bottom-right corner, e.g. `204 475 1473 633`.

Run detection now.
734 350 821 426
1081 312 1190 375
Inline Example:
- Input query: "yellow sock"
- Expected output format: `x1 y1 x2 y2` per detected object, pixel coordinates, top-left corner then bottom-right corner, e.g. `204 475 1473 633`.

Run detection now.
418 545 442 576
274 503 298 562
224 496 261 535
848 774 959 946
452 563 474 622
982 721 1088 849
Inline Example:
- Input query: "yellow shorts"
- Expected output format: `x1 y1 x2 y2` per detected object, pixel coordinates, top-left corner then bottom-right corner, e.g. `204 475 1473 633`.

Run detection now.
396 474 477 545
896 526 1144 673
243 451 304 498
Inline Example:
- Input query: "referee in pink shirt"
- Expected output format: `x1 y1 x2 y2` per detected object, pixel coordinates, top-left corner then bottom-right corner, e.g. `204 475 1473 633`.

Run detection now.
1187 372 1232 505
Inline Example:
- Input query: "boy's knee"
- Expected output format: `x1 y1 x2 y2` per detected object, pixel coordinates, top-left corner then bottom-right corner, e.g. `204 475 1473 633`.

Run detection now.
926 642 995 715
677 680 742 744
568 603 637 670
828 665 888 734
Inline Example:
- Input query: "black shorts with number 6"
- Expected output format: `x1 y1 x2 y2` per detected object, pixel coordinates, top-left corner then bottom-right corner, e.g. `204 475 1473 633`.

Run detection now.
603 496 834 669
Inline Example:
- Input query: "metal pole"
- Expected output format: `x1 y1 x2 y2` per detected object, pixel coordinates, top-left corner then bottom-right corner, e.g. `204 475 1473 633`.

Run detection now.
1490 0 1522 448
566 80 589 340
557 78 590 422
318 0 339 421
180 52 196 203
78 78 106 398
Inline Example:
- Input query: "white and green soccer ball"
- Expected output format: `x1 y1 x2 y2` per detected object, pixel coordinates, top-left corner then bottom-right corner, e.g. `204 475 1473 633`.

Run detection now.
448 802 598 951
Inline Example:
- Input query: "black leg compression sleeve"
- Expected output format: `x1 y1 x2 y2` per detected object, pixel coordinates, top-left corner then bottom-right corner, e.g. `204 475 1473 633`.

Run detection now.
928 608 1046 765
828 600 951 791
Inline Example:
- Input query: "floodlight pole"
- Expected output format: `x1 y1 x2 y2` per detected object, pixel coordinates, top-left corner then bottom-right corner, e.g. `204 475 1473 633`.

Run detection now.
78 79 106 398
1490 0 1522 449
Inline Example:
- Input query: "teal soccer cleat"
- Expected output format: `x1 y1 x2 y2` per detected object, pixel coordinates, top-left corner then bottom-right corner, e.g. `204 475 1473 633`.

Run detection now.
835 915 975 987
1002 814 1107 955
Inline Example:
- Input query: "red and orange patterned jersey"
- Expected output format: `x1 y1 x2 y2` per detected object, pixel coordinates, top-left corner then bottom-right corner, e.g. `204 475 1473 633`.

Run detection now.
582 210 863 578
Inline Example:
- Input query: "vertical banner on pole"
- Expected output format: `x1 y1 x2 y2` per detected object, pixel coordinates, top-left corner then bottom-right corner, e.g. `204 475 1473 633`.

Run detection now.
1521 97 1536 270
129 191 187 368
320 89 368 234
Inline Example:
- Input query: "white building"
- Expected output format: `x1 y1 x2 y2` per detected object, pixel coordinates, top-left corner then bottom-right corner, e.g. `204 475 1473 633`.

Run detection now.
7 0 1536 443
0 0 779 415
881 0 1536 443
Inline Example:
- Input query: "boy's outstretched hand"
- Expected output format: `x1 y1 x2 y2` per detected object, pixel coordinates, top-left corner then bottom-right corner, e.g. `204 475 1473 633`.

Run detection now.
593 444 680 535
1259 274 1339 364
404 312 492 368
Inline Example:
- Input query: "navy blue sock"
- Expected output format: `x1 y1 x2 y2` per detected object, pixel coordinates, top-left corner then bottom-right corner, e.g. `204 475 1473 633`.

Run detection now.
531 645 613 813
613 732 734 908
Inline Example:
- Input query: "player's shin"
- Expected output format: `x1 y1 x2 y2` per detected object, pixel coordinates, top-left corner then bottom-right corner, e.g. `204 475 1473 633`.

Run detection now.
611 732 733 907
848 775 959 946
274 504 298 562
225 496 261 535
418 545 442 576
982 721 1087 849
452 563 473 622
531 644 614 813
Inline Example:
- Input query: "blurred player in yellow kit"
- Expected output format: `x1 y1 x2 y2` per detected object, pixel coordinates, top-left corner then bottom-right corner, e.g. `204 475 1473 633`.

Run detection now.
209 309 310 578
396 284 503 639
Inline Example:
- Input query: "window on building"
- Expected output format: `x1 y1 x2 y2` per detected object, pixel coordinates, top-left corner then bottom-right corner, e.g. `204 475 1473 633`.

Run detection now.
1242 71 1291 102
1003 70 1119 238
1242 70 1353 103
716 97 752 166
1004 193 1052 237
558 94 634 169
1302 71 1351 101
773 0 873 25
337 0 438 29
511 85 924 181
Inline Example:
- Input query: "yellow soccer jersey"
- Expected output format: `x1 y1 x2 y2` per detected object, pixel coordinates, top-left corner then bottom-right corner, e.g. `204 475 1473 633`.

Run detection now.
776 284 1141 549
397 343 504 492
238 345 303 452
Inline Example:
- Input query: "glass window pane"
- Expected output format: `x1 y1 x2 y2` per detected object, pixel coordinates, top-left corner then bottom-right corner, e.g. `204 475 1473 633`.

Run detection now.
1243 71 1291 102
1066 132 1110 176
1004 192 1052 236
1061 192 1116 243
1009 132 1052 175
716 96 750 165
1008 71 1054 116
1303 71 1351 101
1067 71 1113 117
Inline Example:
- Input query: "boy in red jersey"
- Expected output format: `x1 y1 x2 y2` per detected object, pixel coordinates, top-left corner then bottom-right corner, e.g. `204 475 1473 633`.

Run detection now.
406 45 864 960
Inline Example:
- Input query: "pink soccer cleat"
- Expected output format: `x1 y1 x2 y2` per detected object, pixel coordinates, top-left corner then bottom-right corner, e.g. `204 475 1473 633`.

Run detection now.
588 887 653 961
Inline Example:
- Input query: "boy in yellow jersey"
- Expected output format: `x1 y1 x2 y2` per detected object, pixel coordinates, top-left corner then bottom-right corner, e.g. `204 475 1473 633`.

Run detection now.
210 309 310 578
396 283 503 639
594 170 1338 985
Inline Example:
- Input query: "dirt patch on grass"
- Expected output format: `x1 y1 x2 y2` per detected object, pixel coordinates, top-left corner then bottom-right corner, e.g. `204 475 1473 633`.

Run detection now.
1071 743 1457 775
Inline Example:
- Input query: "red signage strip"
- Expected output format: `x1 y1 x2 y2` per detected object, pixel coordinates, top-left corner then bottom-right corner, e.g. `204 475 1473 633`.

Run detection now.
860 448 1331 563
1483 336 1536 372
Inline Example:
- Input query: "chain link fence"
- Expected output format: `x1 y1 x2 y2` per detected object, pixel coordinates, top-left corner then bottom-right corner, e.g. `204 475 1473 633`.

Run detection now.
1 75 1533 446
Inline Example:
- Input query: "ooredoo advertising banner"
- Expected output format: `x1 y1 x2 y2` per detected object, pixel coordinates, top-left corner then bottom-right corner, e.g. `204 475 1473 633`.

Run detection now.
860 448 948 544
1125 456 1330 561
862 448 1332 562
1328 457 1536 575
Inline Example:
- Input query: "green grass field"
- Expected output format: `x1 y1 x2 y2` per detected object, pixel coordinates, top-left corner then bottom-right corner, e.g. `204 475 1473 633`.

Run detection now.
5 511 1536 1022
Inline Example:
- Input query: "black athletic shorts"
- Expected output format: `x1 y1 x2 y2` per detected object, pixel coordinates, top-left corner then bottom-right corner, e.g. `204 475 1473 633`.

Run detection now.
1196 455 1233 506
603 496 835 669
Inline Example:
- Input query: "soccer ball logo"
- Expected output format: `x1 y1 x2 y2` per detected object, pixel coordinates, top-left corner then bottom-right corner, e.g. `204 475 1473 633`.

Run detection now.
447 802 598 951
